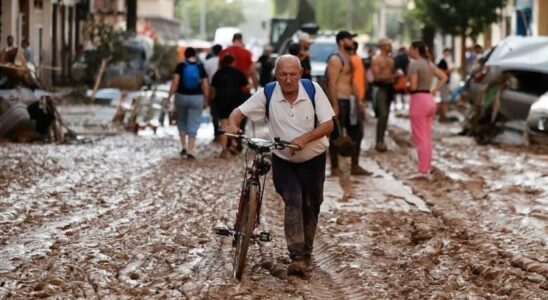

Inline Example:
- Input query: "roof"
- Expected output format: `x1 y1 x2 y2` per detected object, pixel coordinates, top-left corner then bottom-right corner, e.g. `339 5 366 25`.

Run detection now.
487 36 548 74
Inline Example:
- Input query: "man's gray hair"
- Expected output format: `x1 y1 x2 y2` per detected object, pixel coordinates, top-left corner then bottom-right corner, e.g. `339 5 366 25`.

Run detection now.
274 54 302 70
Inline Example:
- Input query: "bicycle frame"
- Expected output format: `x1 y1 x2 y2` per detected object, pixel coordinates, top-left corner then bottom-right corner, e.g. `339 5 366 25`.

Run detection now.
234 147 269 238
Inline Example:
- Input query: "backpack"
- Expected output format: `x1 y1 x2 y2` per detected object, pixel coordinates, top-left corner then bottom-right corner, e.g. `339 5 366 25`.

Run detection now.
181 61 201 90
263 79 318 126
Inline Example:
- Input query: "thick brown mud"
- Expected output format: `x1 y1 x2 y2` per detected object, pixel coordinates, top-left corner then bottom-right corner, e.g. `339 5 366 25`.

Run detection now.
0 106 546 299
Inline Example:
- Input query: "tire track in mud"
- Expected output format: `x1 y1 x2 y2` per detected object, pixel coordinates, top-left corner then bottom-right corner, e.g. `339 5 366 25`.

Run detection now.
377 125 548 296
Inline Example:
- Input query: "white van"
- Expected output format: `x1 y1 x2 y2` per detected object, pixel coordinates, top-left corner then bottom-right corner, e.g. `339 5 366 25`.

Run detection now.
213 27 241 47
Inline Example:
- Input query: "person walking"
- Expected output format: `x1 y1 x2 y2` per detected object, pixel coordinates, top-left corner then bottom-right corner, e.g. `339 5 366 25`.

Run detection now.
257 46 275 87
211 54 250 158
407 41 447 178
393 46 410 112
225 55 335 277
371 38 400 152
204 44 223 139
167 47 209 159
437 47 454 122
326 31 370 176
219 33 258 143
298 33 312 80
21 40 33 63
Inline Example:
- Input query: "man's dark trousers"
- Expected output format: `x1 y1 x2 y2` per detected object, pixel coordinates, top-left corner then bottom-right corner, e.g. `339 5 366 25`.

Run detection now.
272 153 326 259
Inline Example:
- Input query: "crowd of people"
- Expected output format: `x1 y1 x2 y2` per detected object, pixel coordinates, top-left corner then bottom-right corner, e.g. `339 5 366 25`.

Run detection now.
163 31 451 277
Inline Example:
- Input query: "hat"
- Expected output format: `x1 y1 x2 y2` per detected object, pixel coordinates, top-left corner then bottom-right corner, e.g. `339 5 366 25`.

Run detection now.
336 31 355 43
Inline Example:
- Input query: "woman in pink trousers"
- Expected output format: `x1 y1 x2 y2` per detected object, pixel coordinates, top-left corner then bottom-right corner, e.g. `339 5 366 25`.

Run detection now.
407 41 448 178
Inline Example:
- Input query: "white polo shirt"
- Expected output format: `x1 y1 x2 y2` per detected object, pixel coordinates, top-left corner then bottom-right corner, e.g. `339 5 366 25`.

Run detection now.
238 81 335 163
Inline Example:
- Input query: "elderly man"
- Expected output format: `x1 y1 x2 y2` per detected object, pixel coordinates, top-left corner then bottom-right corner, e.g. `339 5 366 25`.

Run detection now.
226 55 335 277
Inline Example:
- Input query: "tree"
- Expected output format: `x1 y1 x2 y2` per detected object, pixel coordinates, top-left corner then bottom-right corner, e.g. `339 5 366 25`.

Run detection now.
175 0 245 39
414 0 506 73
273 0 379 34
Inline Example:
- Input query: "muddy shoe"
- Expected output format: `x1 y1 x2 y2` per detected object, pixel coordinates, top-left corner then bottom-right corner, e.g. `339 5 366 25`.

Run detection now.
351 164 373 176
180 148 187 157
375 142 388 152
303 255 314 272
287 259 306 277
331 168 342 177
186 153 196 160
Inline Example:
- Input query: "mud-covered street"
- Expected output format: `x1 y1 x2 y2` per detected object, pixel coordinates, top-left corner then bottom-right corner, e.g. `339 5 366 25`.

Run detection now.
1 106 547 299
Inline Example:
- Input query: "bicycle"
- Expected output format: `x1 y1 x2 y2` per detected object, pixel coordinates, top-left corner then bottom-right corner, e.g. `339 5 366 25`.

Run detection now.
215 132 298 280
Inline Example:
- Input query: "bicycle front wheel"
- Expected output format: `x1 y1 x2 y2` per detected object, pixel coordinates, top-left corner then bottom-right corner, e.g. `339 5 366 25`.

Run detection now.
233 183 258 280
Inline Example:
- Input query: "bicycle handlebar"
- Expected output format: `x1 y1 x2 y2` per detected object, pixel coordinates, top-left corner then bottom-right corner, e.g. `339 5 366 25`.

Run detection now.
222 132 299 150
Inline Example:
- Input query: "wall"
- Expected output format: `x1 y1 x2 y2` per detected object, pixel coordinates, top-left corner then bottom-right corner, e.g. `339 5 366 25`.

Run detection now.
137 0 174 20
536 0 548 35
1 0 18 44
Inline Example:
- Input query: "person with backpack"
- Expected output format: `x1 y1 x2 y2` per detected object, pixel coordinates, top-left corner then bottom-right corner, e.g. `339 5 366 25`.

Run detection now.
225 55 335 277
211 54 250 158
167 47 209 159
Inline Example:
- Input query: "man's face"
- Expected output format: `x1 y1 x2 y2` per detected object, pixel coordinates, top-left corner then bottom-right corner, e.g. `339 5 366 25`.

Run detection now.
275 58 303 94
7 37 13 46
380 43 391 53
340 38 353 53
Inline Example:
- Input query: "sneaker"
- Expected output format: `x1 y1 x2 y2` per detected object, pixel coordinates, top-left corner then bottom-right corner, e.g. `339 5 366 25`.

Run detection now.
180 148 187 157
287 259 306 277
303 255 314 272
331 168 342 177
186 153 196 160
351 164 373 176
219 149 230 159
375 142 388 152
407 172 432 181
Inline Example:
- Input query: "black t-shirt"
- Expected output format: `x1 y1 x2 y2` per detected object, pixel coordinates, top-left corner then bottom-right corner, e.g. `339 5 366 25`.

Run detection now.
257 55 275 87
301 56 312 80
173 61 207 95
211 67 248 106
437 58 448 71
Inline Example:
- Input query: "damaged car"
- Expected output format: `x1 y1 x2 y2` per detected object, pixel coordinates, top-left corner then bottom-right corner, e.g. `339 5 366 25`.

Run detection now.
0 48 65 143
463 36 548 144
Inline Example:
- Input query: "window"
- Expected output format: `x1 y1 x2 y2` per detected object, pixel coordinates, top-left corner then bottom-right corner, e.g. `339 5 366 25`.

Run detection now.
34 0 43 10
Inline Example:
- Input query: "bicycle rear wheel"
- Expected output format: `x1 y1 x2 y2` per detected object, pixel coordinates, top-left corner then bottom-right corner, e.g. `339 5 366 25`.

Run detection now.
233 183 258 280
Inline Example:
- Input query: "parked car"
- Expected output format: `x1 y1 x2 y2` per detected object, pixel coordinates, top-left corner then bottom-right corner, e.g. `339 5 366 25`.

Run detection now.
309 35 338 80
466 36 548 121
526 91 548 144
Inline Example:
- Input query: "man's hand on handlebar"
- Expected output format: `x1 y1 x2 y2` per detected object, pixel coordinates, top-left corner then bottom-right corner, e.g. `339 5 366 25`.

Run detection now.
224 125 242 135
289 136 307 156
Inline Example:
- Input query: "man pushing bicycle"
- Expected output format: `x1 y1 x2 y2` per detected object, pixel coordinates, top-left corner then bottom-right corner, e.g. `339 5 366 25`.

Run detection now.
225 55 335 277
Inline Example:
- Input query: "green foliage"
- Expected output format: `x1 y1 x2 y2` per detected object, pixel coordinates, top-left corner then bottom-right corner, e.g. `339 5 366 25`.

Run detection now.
414 0 506 40
81 16 132 84
175 0 245 39
149 43 179 81
273 0 380 34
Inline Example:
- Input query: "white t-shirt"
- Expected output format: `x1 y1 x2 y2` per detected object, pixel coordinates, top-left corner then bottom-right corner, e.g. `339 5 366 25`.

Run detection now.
239 81 335 163
203 56 219 83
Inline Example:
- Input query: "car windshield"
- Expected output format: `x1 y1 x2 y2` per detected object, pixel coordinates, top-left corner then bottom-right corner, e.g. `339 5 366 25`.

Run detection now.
309 42 338 63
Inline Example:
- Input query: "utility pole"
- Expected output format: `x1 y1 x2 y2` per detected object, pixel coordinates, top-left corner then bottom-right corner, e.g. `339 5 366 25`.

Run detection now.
127 0 137 33
199 0 206 40
347 0 353 31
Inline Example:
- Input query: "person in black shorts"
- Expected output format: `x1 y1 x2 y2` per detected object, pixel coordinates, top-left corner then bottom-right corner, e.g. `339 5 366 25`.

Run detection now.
210 54 250 158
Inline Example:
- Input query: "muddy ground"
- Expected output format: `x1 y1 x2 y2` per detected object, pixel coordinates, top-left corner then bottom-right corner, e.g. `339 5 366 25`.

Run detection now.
0 105 546 299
